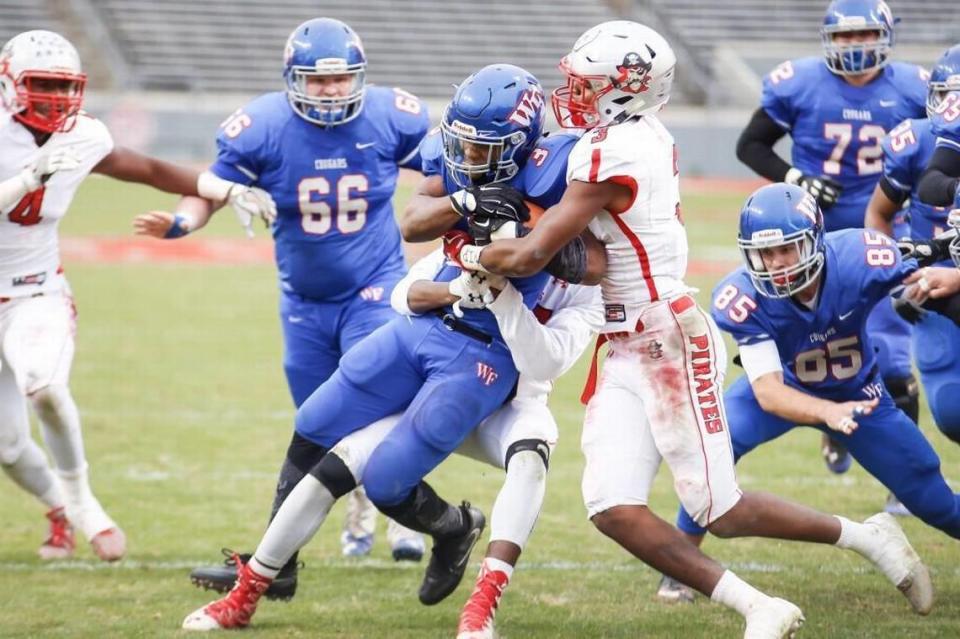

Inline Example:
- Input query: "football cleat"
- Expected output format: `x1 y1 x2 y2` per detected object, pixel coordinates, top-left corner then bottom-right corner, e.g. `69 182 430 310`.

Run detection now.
182 561 272 631
744 597 804 639
419 502 486 606
90 526 126 562
862 513 933 615
656 574 696 604
391 536 425 562
457 564 509 639
883 493 912 518
821 434 852 474
38 507 75 560
341 532 374 557
189 548 300 601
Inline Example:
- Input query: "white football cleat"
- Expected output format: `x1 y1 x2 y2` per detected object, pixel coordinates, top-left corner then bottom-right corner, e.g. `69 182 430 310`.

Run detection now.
744 597 804 639
863 512 934 615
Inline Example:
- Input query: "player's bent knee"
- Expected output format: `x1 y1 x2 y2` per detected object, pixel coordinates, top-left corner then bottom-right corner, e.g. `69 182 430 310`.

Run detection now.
591 504 647 538
0 431 27 466
308 452 357 499
929 383 960 442
673 476 712 527
504 438 550 473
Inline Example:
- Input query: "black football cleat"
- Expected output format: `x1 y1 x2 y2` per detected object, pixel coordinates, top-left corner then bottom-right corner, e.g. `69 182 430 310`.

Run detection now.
418 503 486 606
189 548 301 601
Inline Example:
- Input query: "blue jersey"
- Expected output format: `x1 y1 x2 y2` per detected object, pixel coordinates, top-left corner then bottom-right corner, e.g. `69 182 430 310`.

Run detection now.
210 87 430 302
761 58 927 231
882 118 951 258
931 91 960 152
712 229 917 401
419 130 579 340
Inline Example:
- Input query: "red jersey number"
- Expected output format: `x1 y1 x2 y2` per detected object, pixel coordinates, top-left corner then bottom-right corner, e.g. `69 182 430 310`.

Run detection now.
8 188 45 226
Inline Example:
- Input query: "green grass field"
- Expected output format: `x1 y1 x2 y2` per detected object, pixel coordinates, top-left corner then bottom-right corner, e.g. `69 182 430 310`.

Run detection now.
1 178 958 638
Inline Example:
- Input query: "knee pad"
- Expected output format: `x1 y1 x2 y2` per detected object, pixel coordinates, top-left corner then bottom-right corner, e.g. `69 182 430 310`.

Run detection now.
411 388 483 451
673 475 711 527
504 438 550 472
884 374 920 424
308 452 357 499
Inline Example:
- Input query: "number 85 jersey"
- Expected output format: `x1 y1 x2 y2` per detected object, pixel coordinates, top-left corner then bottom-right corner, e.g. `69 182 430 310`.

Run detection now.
711 229 916 401
210 87 430 302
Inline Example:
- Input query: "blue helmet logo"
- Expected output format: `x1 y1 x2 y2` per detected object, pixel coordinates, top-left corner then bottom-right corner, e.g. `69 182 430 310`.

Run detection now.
928 44 960 118
283 18 366 126
821 0 896 76
441 64 545 188
738 183 825 298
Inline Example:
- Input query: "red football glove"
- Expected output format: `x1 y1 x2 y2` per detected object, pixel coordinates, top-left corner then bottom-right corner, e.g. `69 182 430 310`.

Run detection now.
442 230 473 269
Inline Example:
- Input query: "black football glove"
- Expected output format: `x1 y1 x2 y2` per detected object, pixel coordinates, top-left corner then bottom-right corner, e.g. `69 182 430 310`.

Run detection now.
897 236 953 267
892 296 926 325
451 184 530 245
786 169 843 210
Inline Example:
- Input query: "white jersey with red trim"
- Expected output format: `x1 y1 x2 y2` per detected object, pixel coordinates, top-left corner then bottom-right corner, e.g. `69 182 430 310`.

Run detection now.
567 115 690 333
0 110 113 298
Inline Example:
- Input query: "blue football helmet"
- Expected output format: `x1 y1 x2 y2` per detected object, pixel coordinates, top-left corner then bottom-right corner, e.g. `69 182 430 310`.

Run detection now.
441 64 546 188
928 44 960 118
821 0 896 76
283 18 366 126
738 183 826 298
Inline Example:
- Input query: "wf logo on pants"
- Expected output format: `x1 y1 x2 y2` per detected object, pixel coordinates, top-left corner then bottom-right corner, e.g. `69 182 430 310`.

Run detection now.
476 362 499 386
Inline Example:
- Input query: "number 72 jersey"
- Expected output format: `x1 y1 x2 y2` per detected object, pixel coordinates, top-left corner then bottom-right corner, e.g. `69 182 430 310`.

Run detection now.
711 229 916 401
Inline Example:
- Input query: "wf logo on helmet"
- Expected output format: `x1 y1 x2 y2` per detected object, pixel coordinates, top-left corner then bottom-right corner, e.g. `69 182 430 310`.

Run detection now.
508 86 544 127
615 46 656 94
476 362 499 386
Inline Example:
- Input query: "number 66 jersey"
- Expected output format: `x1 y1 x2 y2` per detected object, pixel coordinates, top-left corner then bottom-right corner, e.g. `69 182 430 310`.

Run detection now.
712 229 917 401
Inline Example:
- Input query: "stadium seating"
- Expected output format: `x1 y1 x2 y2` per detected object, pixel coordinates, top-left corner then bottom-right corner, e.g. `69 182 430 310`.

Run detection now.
0 0 59 45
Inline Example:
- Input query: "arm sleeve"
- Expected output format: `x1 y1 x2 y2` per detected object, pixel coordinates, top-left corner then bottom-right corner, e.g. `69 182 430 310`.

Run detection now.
917 145 960 207
738 339 784 382
487 283 603 382
735 108 791 183
389 249 447 316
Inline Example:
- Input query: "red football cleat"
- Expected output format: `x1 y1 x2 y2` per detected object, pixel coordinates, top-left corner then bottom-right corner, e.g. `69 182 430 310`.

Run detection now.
457 565 510 639
182 558 273 631
90 527 126 562
38 507 75 560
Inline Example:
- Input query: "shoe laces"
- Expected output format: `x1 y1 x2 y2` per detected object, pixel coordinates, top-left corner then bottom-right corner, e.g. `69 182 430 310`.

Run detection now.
44 507 74 549
205 562 272 626
458 567 508 631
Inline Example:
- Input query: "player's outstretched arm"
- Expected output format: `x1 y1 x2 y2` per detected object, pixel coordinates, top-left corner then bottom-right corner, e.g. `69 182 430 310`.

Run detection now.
133 196 216 239
917 146 960 207
401 175 462 242
92 146 202 194
463 180 617 281
864 182 902 237
735 108 791 183
751 372 877 435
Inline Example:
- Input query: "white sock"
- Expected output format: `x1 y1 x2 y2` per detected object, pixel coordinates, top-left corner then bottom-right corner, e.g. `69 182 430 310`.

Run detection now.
33 385 86 472
2 439 62 508
481 556 514 580
490 450 547 548
710 570 770 618
57 464 115 538
834 515 885 564
255 474 336 571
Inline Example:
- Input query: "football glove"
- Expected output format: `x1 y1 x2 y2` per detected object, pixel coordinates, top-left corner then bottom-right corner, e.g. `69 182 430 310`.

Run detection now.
892 296 926 324
451 184 529 227
21 145 83 191
447 270 506 317
897 235 954 267
228 185 277 238
786 168 843 210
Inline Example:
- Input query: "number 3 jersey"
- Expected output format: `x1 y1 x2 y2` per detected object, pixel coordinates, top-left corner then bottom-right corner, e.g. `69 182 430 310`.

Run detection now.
762 57 927 232
712 229 917 401
0 110 113 298
210 87 430 302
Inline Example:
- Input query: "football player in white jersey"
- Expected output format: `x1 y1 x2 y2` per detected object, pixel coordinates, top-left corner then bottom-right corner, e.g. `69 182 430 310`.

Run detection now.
181 249 603 634
0 30 274 561
443 20 934 638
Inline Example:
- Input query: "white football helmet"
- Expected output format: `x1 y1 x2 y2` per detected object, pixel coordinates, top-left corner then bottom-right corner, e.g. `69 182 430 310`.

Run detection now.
0 30 86 133
552 21 676 129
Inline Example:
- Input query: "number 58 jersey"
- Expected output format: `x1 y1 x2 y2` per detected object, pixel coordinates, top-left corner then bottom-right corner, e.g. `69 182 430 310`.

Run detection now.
210 87 430 302
711 229 916 401
0 110 114 299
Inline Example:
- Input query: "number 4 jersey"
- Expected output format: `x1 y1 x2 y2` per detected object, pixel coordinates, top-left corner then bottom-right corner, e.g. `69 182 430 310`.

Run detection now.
210 87 430 302
762 57 927 232
0 110 114 299
712 229 917 401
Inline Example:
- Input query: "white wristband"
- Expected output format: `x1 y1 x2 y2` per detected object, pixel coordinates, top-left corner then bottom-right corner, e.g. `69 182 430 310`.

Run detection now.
459 244 490 273
784 167 803 186
196 171 236 201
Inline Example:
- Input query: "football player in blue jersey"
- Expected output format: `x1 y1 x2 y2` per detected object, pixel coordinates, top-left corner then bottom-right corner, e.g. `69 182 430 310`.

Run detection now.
134 17 431 597
733 0 928 508
866 45 960 448
180 64 604 632
661 183 960 604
